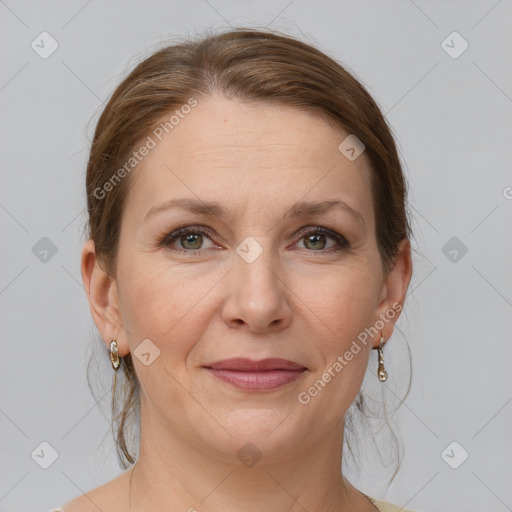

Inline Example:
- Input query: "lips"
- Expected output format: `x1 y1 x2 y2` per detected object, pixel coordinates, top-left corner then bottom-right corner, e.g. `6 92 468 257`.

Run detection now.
204 357 306 371
203 358 307 390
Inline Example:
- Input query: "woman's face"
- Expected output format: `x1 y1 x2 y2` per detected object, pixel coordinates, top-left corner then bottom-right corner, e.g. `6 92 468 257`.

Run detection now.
84 95 410 462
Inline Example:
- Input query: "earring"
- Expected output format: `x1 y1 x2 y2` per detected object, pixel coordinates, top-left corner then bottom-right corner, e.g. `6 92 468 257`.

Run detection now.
110 339 120 371
377 333 388 382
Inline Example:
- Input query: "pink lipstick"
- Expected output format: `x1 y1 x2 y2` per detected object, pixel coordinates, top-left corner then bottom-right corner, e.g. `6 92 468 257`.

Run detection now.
203 357 307 390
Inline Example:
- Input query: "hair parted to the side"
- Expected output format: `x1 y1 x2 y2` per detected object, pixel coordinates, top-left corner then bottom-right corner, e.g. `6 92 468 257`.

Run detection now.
84 27 412 481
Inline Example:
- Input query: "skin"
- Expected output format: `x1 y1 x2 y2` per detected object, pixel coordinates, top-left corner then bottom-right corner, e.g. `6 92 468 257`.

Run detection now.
73 95 412 512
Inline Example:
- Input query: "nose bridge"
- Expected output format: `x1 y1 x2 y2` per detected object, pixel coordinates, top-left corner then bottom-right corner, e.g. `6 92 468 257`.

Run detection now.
234 235 280 299
225 235 291 331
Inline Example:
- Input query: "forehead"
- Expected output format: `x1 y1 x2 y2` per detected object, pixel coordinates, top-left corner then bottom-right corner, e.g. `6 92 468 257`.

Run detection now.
124 95 374 224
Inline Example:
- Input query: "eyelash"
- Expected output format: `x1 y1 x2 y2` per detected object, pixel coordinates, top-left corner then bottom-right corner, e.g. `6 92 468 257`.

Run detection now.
158 225 350 254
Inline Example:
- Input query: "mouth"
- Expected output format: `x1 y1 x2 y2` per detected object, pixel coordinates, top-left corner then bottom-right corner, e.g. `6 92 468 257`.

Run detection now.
203 358 308 391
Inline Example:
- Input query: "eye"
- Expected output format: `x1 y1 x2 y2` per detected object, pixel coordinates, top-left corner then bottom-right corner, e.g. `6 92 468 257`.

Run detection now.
159 225 350 254
160 227 217 252
295 227 350 252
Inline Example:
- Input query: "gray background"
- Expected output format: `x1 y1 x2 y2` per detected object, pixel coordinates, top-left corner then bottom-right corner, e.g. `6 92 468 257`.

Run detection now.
1 1 511 511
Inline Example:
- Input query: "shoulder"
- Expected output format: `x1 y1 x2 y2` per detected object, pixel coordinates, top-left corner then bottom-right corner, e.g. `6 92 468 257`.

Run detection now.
55 467 132 512
364 494 417 512
56 492 109 512
57 492 104 512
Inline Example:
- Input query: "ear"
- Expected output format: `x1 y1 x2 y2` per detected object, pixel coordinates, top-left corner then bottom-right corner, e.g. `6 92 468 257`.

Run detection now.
372 238 413 348
80 239 130 356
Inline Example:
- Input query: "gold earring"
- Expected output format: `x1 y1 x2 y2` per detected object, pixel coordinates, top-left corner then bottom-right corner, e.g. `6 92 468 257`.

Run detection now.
377 333 388 382
110 339 120 371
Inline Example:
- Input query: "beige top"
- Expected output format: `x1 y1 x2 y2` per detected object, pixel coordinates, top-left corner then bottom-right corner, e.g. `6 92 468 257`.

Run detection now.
51 496 416 512
364 493 416 511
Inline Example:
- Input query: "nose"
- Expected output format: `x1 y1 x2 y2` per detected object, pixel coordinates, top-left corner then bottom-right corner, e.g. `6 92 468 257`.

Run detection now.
221 242 293 333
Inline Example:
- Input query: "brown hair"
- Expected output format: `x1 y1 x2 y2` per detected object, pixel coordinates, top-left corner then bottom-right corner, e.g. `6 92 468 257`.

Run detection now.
85 27 411 479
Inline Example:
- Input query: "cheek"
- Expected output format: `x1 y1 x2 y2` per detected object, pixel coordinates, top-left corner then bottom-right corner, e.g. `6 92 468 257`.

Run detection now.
116 258 217 409
297 268 380 422
311 264 381 345
117 255 214 353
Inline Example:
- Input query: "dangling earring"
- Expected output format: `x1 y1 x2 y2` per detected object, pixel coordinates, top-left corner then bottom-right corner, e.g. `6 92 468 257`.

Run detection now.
377 333 388 382
110 339 120 371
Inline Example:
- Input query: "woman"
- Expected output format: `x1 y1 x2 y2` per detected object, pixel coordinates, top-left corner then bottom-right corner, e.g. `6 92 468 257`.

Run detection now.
56 28 414 511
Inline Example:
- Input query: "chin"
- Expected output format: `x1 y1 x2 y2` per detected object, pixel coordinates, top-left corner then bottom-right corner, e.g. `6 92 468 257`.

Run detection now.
192 408 309 464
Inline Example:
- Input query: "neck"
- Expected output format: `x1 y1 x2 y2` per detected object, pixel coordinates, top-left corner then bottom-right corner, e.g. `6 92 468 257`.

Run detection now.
127 399 373 511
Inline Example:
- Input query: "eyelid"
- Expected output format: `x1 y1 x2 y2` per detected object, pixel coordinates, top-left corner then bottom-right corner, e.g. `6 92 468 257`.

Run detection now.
160 224 350 253
292 226 350 251
159 225 219 250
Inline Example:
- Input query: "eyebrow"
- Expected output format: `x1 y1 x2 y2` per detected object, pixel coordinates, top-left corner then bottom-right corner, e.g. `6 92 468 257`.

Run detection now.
144 198 365 227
